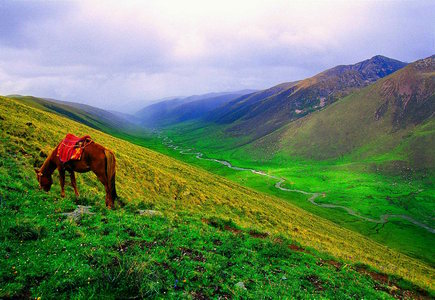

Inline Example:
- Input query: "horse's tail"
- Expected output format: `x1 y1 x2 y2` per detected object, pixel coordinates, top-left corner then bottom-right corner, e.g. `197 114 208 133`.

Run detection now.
104 149 117 200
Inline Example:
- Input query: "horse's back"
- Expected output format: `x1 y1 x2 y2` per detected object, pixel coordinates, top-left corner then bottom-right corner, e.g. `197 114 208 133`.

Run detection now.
64 142 106 173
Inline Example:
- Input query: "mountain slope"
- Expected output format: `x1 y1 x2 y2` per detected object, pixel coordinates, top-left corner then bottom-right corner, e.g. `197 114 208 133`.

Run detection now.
7 95 142 135
248 55 435 166
0 95 433 291
136 90 255 128
210 55 407 139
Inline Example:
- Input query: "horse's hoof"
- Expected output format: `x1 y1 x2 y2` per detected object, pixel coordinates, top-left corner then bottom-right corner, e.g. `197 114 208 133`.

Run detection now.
61 193 65 198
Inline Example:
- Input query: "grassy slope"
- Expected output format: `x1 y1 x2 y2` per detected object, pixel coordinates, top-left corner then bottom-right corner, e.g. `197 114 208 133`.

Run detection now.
137 134 435 267
0 96 434 294
7 95 145 137
1 167 422 299
252 83 435 164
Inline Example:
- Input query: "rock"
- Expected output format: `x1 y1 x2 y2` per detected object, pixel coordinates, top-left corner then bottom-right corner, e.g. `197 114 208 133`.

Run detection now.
235 281 246 290
138 209 163 217
62 205 94 222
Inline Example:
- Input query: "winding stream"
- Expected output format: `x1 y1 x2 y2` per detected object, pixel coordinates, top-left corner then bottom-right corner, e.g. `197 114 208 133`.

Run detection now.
161 137 435 234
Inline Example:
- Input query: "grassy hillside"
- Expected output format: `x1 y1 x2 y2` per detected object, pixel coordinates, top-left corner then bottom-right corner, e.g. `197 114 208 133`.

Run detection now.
250 56 435 163
7 95 143 136
137 132 435 271
0 96 434 296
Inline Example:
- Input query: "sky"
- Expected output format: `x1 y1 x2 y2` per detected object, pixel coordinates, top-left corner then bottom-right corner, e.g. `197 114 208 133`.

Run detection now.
0 0 434 113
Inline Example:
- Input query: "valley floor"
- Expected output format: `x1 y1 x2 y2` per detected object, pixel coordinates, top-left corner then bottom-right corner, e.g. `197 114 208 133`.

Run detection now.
142 131 435 267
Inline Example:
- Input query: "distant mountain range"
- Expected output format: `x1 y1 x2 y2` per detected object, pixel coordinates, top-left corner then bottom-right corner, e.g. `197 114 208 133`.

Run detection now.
7 54 434 171
253 55 435 165
207 55 408 139
135 90 256 128
143 54 434 172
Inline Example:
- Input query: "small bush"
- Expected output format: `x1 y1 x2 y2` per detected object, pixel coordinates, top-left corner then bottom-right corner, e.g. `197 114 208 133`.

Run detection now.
8 221 46 241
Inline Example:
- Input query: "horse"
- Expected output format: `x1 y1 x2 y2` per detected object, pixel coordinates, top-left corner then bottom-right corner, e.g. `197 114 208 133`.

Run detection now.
35 137 117 208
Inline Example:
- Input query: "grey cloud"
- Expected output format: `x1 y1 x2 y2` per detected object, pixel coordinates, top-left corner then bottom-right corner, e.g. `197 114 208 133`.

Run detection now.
0 0 434 112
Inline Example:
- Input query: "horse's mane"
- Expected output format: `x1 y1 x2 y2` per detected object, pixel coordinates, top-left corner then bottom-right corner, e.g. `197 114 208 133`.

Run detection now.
40 148 57 175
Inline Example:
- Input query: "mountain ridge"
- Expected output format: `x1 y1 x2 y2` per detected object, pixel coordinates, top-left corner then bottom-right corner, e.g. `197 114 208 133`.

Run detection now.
135 90 256 128
244 55 435 165
208 55 407 139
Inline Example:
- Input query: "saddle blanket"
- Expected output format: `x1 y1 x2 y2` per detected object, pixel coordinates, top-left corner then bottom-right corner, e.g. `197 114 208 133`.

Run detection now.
57 133 92 163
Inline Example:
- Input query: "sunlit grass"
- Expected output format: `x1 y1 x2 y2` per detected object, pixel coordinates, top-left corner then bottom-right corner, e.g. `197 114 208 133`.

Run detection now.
1 96 434 293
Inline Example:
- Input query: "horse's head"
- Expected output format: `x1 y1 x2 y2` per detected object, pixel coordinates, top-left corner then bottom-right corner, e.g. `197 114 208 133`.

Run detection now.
34 168 53 192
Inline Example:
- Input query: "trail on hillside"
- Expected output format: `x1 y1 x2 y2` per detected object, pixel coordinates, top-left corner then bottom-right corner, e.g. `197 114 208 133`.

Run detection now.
161 137 435 234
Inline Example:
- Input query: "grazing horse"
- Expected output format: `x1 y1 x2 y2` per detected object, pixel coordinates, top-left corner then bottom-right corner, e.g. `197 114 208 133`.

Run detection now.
35 135 117 208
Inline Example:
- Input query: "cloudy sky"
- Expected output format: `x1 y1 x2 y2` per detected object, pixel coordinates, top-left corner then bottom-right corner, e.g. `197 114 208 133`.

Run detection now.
0 0 434 112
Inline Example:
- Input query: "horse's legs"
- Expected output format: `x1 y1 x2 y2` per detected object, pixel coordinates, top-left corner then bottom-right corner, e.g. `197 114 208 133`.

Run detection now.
58 168 66 198
94 170 113 208
70 171 80 198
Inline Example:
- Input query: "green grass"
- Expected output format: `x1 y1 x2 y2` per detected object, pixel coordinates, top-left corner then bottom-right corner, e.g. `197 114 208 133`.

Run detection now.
0 140 430 299
1 96 434 296
141 121 435 267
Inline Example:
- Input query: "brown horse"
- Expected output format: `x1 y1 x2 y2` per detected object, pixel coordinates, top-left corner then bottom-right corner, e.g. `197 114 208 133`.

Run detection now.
35 140 117 208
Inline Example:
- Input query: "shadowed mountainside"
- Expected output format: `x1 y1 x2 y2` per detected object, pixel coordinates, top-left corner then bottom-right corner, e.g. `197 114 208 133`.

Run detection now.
247 55 435 166
209 55 407 139
136 90 256 128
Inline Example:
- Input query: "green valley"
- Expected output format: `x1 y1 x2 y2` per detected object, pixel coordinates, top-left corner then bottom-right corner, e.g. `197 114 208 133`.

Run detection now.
137 56 435 269
1 96 434 298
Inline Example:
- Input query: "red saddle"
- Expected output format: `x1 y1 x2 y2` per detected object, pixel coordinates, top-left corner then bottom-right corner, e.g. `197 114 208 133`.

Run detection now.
57 134 92 163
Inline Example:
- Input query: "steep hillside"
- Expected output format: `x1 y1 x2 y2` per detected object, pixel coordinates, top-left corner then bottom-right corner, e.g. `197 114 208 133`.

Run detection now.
136 90 255 128
7 95 142 135
250 55 435 165
210 55 407 139
0 96 434 292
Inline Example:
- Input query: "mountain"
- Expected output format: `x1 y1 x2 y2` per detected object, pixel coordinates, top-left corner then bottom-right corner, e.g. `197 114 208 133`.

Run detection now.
1 95 433 296
6 95 143 135
135 90 256 128
209 55 407 139
248 55 435 167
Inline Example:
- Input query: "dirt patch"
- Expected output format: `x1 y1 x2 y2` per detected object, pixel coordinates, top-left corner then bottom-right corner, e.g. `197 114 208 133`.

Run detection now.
288 244 308 253
316 259 342 270
248 230 269 239
355 265 431 299
356 265 389 285
223 225 242 234
304 274 324 291
179 247 206 262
